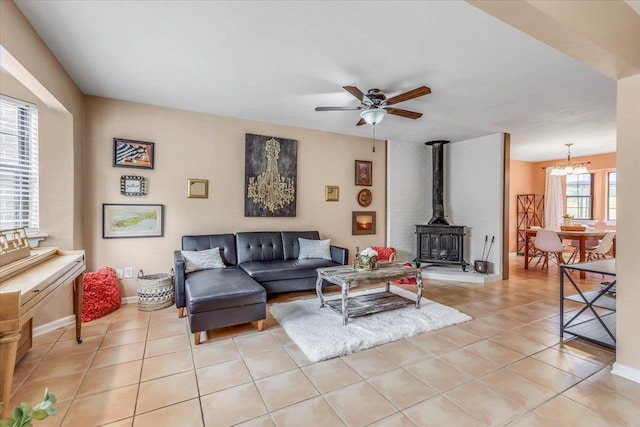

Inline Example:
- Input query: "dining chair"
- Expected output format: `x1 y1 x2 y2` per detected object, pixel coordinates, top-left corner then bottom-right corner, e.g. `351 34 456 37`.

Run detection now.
567 238 599 264
587 232 616 261
534 229 565 270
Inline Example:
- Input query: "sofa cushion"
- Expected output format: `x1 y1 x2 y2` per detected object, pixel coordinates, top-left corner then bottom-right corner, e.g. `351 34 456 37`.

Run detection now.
239 259 339 282
185 267 266 313
298 238 331 260
236 232 284 264
182 247 226 273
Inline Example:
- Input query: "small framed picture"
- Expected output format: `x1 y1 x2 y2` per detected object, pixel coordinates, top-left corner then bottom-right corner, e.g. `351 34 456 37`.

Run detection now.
352 211 376 235
325 185 339 201
113 138 155 169
187 178 209 198
355 160 372 186
120 175 147 196
103 204 163 238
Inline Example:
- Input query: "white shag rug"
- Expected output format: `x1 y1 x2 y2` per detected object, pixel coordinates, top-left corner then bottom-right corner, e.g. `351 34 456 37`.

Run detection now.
269 286 472 362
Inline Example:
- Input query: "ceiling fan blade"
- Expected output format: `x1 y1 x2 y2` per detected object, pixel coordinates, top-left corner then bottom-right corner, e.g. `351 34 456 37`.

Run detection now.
356 118 366 126
343 86 366 102
385 107 423 119
385 86 431 105
315 106 363 111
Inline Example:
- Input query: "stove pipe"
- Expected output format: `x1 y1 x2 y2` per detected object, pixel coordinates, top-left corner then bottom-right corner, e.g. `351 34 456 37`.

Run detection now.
425 140 450 225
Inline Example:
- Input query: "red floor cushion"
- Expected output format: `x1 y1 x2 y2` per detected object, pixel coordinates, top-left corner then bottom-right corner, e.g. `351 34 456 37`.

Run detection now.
82 266 121 322
394 262 418 285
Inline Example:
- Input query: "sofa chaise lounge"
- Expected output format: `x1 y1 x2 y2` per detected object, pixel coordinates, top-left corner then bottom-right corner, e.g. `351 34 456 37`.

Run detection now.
174 231 348 344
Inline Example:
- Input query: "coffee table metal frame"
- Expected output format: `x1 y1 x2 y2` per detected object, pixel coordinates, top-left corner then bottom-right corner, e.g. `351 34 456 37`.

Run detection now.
315 263 423 325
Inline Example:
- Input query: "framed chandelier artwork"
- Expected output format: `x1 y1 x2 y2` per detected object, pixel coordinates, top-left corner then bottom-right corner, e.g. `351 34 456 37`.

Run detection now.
244 133 297 217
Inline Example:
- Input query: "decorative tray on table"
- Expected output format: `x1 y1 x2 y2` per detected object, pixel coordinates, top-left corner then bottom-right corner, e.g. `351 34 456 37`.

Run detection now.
560 225 586 231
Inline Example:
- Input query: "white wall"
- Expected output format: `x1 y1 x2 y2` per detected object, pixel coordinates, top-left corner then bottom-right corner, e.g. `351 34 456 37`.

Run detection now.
388 134 505 276
446 134 504 275
387 141 430 262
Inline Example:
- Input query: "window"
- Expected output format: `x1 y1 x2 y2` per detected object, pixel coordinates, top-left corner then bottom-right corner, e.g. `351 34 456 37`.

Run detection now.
608 171 616 221
565 173 592 220
0 96 39 231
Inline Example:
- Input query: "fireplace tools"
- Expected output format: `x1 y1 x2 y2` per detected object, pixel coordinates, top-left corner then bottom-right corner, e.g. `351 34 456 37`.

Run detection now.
474 235 495 274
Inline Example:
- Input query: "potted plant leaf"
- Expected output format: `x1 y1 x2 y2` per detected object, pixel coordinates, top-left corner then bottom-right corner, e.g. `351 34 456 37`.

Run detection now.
0 389 56 427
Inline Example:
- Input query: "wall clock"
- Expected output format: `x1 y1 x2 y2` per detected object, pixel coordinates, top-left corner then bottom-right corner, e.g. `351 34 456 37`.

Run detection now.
120 175 147 196
357 189 372 207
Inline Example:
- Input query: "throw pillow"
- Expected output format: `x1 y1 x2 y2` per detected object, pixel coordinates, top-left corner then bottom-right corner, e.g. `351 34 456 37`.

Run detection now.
298 238 332 260
181 247 226 273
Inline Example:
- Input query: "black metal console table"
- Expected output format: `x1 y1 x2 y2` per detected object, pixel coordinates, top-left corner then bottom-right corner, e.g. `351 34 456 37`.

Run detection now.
560 259 616 349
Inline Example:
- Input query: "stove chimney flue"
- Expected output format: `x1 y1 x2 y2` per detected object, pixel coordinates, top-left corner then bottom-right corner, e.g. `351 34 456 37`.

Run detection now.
425 140 450 225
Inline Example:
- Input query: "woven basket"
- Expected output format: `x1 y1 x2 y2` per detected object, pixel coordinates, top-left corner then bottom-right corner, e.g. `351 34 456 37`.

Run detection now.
137 270 174 311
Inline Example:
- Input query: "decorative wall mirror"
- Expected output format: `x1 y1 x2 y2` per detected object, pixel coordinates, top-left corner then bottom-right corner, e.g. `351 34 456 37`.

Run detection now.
188 178 209 198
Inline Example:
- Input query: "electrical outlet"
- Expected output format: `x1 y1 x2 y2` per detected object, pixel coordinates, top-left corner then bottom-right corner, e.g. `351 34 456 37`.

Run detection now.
116 269 123 279
124 267 133 278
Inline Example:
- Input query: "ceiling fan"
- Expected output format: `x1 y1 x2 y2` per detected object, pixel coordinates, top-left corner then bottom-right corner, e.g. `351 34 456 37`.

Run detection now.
315 85 431 126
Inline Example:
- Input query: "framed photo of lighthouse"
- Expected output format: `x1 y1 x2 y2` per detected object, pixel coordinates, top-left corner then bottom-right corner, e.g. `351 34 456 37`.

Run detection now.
113 138 155 169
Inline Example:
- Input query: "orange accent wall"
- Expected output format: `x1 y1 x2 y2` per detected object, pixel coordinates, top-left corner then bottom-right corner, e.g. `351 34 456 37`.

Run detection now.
509 159 536 252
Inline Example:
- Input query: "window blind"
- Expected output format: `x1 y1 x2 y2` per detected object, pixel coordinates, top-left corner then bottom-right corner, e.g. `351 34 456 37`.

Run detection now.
0 95 39 231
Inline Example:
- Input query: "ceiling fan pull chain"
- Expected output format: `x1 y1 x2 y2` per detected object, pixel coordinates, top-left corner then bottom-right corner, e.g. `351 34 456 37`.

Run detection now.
372 124 376 153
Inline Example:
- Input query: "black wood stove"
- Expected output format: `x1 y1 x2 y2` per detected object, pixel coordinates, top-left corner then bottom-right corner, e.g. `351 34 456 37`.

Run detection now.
415 140 468 271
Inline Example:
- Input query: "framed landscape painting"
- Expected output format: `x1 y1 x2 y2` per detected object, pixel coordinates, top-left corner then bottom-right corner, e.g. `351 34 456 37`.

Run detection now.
103 204 164 238
352 211 376 235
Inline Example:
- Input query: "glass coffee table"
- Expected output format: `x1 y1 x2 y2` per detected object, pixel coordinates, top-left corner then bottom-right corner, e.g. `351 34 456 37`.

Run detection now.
315 262 423 325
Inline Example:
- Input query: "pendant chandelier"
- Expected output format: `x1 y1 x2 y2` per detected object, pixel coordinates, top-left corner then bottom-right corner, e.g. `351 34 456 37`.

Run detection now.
550 143 589 176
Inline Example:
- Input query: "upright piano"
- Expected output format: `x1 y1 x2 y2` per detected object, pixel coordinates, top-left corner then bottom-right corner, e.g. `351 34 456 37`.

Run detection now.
0 228 85 417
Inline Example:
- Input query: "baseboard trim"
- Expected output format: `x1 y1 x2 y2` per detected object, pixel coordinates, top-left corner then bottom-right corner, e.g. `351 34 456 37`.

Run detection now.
611 362 640 384
33 296 138 337
33 315 75 337
121 296 138 304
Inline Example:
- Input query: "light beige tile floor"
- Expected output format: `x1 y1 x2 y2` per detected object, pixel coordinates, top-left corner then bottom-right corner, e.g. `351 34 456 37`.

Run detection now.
9 257 639 426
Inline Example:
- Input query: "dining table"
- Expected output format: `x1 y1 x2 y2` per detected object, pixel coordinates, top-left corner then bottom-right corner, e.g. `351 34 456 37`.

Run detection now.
524 228 616 279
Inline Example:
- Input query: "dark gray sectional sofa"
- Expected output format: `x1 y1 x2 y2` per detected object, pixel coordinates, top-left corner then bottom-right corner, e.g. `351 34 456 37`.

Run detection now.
174 231 348 344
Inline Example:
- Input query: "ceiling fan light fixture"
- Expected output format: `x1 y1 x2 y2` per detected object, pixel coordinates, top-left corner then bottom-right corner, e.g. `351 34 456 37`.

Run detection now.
360 108 386 125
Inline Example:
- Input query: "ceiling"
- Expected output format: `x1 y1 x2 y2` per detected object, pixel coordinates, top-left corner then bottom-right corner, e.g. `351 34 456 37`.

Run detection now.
14 0 622 161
